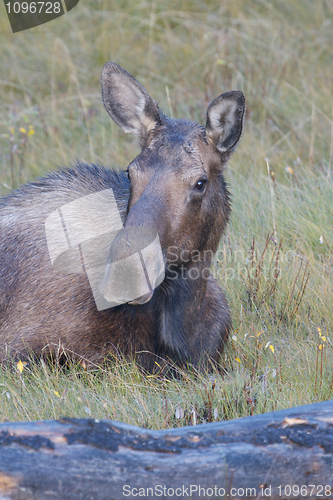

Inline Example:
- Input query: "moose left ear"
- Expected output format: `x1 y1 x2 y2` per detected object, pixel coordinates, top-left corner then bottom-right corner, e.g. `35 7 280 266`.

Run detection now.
205 91 245 154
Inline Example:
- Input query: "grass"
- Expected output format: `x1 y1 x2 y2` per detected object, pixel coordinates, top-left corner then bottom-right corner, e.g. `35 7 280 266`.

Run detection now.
0 0 332 426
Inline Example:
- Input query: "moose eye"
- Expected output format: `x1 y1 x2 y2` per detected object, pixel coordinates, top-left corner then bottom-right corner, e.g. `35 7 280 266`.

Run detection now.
194 178 208 192
125 169 130 180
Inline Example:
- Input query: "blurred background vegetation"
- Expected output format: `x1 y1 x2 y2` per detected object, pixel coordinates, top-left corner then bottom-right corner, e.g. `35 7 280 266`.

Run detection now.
0 0 332 427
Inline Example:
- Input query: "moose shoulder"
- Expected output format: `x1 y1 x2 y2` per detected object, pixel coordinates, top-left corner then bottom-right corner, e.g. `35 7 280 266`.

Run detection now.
0 63 245 372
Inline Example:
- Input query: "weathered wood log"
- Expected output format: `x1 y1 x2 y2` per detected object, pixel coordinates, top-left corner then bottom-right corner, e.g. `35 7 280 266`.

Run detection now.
0 400 332 500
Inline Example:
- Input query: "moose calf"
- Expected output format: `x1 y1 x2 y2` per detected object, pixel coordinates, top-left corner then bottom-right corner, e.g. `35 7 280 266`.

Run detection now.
0 63 245 371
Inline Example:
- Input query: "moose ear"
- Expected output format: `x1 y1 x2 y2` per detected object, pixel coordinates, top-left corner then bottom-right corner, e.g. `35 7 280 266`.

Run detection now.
205 91 245 154
101 62 161 142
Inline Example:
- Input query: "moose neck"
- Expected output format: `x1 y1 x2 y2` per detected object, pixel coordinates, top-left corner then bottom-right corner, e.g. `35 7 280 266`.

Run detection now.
154 258 211 360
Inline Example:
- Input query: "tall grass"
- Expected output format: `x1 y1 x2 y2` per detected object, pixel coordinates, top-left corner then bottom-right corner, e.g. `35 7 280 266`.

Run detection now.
0 0 332 426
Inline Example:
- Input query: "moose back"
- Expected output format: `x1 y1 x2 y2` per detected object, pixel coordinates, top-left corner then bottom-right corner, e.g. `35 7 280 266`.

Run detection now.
0 63 245 371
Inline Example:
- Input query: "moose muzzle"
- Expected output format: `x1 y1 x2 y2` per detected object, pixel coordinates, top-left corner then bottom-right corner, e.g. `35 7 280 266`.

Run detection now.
99 226 165 305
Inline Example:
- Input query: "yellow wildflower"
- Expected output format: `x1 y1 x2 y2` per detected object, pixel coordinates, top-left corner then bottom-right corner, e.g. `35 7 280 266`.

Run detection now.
17 360 24 373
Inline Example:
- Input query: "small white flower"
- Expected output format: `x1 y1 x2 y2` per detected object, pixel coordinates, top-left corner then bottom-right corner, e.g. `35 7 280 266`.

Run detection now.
191 408 197 426
175 406 184 419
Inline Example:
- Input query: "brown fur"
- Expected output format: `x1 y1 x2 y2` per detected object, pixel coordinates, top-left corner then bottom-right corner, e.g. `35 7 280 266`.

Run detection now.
0 63 245 371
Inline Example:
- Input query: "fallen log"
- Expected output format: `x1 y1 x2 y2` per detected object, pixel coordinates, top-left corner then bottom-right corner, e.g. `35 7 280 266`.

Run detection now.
0 400 332 500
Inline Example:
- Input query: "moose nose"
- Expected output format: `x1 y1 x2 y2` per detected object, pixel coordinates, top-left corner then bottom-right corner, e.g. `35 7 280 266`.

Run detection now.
99 226 165 305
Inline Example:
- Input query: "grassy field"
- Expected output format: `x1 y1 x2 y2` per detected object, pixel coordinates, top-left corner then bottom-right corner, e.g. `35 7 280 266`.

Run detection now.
0 0 332 428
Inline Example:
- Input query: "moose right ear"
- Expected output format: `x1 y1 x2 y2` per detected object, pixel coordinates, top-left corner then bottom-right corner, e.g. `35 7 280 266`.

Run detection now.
101 62 161 143
205 91 245 154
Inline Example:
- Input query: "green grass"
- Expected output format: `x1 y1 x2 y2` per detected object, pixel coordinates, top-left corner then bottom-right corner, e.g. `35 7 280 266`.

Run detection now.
0 0 332 426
